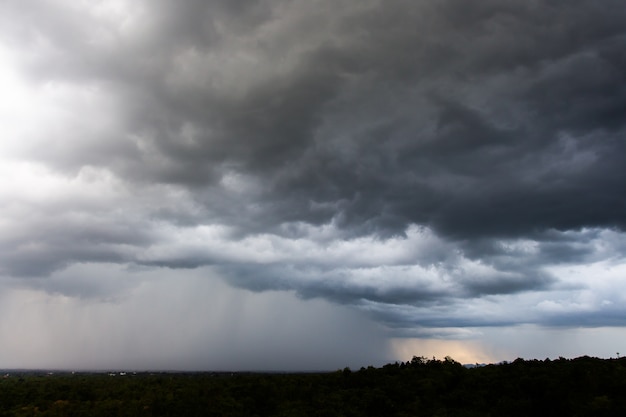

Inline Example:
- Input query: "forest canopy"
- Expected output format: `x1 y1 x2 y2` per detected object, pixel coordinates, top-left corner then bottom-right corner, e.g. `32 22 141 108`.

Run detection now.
1 356 625 416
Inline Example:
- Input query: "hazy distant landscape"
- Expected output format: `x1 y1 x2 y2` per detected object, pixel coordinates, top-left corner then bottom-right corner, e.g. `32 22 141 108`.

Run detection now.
1 356 625 416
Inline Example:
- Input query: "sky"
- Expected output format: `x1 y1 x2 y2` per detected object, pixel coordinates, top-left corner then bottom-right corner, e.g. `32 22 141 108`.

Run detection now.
1 0 626 371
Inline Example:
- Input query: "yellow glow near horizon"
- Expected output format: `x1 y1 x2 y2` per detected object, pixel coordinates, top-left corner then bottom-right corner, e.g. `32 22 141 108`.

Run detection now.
390 337 503 365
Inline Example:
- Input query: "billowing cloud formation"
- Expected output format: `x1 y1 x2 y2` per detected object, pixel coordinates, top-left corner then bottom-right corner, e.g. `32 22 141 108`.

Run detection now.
1 0 626 367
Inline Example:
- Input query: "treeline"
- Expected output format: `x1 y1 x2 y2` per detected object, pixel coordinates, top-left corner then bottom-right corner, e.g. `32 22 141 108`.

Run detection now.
1 356 625 416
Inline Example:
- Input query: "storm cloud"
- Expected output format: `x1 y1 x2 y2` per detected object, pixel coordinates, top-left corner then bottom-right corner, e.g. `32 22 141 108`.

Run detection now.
1 0 626 368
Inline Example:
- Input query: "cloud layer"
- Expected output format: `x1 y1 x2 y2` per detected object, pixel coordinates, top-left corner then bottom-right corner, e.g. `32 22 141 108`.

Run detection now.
1 0 626 367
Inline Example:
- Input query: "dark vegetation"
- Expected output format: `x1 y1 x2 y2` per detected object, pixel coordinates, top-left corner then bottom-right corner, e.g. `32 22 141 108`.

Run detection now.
1 356 625 416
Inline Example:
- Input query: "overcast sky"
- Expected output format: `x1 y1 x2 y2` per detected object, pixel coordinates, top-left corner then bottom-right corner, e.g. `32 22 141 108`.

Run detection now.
1 0 626 370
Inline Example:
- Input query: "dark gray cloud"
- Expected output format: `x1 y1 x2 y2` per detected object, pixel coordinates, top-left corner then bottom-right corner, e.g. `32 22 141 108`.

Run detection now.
147 0 626 240
1 0 626 360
